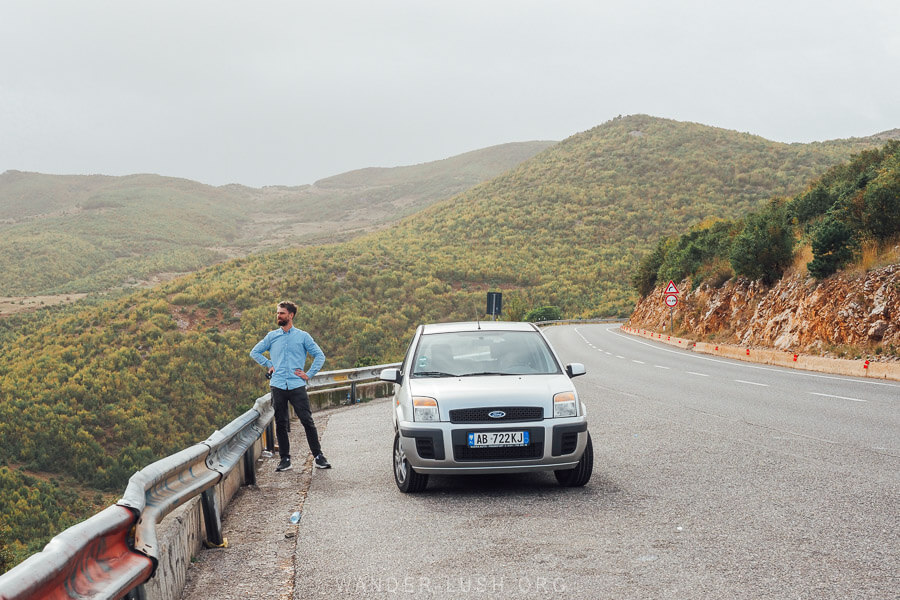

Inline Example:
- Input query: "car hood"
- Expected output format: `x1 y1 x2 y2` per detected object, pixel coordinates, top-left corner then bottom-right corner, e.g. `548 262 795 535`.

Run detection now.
408 373 574 419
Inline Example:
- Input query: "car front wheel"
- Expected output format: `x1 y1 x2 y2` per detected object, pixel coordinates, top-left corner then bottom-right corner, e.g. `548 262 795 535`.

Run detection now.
554 432 593 487
393 432 429 493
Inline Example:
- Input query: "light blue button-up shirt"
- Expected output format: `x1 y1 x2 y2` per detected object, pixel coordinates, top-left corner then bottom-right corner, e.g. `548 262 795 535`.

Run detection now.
250 326 326 390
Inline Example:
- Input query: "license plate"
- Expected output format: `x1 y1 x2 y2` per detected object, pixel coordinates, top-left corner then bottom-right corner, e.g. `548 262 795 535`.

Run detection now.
467 431 529 448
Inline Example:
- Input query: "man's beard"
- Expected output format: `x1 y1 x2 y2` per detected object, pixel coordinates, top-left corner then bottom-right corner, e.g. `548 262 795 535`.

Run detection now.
277 318 288 327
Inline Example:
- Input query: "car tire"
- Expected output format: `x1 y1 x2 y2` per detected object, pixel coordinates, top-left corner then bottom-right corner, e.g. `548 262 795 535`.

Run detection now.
554 432 593 487
393 432 428 493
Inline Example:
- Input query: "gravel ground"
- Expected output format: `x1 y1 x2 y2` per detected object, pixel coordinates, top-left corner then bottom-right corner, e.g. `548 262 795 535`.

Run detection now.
180 408 338 600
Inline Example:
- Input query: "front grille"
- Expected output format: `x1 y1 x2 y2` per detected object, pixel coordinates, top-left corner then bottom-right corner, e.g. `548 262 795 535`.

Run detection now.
453 443 544 461
449 406 543 424
559 432 578 455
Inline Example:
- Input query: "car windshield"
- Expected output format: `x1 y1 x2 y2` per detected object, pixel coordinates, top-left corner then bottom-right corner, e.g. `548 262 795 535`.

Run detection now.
411 330 561 378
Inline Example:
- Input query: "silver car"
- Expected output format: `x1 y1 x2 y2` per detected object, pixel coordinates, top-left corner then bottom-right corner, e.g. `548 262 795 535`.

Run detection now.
380 321 592 493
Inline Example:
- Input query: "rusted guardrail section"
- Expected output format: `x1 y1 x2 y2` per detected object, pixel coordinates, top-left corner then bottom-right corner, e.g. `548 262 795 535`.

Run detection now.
0 505 153 600
0 366 386 599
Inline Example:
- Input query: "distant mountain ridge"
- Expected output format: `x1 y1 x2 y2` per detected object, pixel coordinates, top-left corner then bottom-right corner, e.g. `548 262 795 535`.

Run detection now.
0 141 554 297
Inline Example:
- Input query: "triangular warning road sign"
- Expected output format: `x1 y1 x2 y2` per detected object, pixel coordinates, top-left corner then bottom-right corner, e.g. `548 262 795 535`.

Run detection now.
664 280 679 294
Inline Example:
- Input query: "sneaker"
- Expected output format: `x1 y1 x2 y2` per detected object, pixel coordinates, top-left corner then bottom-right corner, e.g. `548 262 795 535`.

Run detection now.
275 458 292 472
314 454 331 469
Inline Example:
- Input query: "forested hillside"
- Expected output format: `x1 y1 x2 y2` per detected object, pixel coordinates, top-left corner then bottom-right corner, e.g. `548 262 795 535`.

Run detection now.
0 141 552 297
1 115 896 572
634 139 900 294
630 139 900 356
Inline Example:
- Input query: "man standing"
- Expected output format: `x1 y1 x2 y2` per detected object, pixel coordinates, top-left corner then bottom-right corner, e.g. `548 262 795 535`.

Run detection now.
250 301 331 471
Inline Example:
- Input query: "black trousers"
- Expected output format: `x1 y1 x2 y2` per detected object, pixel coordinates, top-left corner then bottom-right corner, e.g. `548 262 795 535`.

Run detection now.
271 386 321 459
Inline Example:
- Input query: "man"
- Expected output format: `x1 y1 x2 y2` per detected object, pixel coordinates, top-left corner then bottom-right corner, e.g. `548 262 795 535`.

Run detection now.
250 301 331 471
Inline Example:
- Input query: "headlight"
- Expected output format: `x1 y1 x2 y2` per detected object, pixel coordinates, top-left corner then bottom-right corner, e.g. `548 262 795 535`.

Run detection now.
413 396 439 422
553 392 577 417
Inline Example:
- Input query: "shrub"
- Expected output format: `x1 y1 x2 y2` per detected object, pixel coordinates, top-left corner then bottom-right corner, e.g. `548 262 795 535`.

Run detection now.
657 221 735 290
525 306 562 322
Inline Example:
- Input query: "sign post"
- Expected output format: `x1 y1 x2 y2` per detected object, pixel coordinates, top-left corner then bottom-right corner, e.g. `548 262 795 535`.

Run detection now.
486 292 502 321
663 280 680 334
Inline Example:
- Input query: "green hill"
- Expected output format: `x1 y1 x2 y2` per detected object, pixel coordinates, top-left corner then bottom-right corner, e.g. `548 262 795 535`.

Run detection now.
0 115 896 572
0 141 553 297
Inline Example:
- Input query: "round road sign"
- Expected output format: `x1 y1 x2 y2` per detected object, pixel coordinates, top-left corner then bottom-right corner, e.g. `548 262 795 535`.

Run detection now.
664 294 678 307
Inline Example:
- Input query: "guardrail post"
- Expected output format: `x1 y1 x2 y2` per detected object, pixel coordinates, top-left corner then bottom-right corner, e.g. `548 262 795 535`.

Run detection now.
350 381 358 403
124 584 149 600
243 447 257 486
264 422 275 453
201 488 225 548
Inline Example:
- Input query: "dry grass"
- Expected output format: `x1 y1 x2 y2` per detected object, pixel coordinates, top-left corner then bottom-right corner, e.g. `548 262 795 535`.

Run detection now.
786 243 814 277
0 294 88 317
845 238 900 276
786 238 899 280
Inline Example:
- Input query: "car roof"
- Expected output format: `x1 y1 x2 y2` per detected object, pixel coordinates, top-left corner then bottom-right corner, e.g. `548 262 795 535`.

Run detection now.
420 321 538 335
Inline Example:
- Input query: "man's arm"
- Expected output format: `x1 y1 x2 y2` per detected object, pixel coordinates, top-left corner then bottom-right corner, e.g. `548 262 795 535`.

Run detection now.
304 334 326 378
250 334 273 368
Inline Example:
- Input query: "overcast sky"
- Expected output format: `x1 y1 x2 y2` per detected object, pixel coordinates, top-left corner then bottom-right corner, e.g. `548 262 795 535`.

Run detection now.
2 1 898 188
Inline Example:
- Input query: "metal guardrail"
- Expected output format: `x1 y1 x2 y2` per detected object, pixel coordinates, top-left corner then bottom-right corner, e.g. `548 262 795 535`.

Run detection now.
0 365 390 600
308 363 397 386
533 317 627 327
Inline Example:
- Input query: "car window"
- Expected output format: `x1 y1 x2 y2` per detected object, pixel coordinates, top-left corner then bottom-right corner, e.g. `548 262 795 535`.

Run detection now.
412 330 561 377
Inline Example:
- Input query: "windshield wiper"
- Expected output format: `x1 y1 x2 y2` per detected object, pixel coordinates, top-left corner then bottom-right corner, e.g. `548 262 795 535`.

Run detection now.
414 371 456 378
461 371 508 377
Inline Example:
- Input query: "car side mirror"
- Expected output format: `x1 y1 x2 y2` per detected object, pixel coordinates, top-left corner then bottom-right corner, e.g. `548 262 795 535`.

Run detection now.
565 363 586 378
379 368 402 384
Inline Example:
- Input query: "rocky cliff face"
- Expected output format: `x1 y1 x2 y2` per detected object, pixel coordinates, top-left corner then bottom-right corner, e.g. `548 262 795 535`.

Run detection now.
628 264 899 359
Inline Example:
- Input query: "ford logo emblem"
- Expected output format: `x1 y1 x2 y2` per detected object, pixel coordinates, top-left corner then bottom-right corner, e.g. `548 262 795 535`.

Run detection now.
488 411 506 419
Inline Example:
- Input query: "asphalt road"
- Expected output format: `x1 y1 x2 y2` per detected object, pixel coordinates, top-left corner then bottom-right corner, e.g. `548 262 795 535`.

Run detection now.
295 324 899 599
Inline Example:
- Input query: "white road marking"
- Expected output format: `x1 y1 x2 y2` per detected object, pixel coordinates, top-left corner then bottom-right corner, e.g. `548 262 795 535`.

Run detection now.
687 371 709 377
592 326 899 390
809 392 866 403
735 379 769 387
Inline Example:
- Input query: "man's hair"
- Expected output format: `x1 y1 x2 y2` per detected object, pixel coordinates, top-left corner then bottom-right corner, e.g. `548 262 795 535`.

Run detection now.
277 301 298 316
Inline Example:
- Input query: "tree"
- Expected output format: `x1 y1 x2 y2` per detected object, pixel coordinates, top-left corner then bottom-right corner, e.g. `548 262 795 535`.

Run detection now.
729 202 794 285
788 184 833 224
807 216 856 279
859 153 900 241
